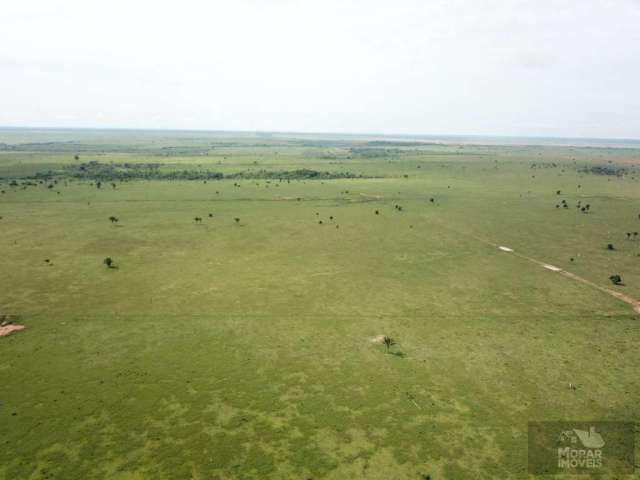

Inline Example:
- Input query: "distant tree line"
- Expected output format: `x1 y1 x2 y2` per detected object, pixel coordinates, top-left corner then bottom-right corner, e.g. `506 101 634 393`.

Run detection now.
579 165 630 176
9 162 366 182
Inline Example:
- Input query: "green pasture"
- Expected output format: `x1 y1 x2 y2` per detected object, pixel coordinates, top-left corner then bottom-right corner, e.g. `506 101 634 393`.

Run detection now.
1 130 639 479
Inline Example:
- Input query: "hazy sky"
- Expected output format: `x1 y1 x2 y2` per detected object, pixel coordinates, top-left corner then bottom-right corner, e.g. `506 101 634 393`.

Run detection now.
1 0 639 138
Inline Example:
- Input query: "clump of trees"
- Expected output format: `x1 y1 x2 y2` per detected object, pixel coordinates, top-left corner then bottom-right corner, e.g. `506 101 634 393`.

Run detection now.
58 162 365 182
609 275 623 285
580 165 629 177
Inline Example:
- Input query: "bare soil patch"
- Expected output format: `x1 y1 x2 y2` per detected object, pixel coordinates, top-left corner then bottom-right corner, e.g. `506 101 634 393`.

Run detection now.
0 324 25 337
0 315 25 337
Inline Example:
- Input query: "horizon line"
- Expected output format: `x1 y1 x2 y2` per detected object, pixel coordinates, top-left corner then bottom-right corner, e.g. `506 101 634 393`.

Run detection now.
1 124 639 146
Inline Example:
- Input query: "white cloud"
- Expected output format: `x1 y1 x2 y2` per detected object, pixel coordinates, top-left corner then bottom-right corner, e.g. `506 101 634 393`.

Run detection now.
1 0 639 137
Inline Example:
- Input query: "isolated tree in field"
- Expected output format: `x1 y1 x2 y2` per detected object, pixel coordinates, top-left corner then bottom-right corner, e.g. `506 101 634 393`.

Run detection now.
108 216 119 224
609 275 623 285
383 336 395 353
375 210 379 215
103 257 114 268
234 217 240 224
74 155 80 160
96 181 102 189
627 232 631 239
194 217 202 224
607 243 615 251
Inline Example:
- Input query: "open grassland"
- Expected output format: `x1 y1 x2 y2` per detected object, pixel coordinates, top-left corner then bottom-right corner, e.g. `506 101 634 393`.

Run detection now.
1 130 639 479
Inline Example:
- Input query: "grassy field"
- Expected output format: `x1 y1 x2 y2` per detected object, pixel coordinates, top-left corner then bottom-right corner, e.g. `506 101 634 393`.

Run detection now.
1 129 639 479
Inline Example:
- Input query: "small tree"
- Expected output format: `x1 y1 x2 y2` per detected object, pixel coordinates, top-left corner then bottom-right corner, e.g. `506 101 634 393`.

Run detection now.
383 336 395 353
103 257 114 268
108 216 119 224
609 275 623 285
234 217 240 224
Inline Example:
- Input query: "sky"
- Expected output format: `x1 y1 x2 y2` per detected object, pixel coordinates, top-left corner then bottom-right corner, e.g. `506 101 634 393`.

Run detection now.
1 0 640 138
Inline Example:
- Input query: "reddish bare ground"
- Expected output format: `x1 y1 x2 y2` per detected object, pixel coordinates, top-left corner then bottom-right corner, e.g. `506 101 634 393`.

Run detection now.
0 324 25 337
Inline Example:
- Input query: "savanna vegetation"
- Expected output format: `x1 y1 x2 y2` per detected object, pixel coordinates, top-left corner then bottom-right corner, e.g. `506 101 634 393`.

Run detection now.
1 129 639 479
